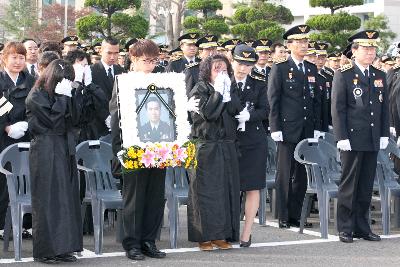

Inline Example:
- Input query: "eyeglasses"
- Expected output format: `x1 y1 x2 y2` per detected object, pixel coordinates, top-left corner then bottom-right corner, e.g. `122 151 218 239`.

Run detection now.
139 58 159 64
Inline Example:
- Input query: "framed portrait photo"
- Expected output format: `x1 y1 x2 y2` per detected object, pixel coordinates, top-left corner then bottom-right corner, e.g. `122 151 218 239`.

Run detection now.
115 72 191 148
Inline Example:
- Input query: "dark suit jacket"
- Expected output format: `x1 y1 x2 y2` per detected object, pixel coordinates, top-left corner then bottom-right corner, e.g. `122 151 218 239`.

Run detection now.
166 57 201 73
236 74 269 146
267 56 322 143
91 62 125 102
331 62 389 151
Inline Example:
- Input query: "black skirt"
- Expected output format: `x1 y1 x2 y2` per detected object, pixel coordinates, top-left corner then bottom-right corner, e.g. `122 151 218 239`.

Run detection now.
239 140 268 191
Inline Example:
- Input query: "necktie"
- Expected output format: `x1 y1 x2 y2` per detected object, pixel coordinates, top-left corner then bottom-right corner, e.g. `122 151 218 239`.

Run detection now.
30 65 35 76
238 82 243 91
261 69 266 74
364 69 369 78
298 62 304 74
107 67 113 82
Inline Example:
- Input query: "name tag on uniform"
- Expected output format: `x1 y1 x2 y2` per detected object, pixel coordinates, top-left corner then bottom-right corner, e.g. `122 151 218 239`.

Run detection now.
308 76 315 83
374 79 383 88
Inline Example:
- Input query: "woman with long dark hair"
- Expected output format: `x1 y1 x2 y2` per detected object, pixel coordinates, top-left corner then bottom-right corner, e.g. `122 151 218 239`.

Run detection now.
187 54 242 251
26 59 83 263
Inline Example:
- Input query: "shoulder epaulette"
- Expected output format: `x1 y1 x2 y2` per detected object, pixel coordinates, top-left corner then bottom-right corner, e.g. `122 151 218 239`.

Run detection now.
249 73 266 82
170 56 182 62
274 58 287 64
370 64 385 73
340 62 353 72
252 68 266 76
318 72 327 79
323 68 334 77
393 64 400 71
185 62 199 69
304 59 316 66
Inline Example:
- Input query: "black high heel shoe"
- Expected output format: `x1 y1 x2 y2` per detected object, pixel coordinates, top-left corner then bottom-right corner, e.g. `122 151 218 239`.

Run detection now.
240 235 252 248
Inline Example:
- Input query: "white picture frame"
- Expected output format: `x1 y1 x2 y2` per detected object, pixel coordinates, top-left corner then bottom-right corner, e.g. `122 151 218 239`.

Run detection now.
115 72 191 148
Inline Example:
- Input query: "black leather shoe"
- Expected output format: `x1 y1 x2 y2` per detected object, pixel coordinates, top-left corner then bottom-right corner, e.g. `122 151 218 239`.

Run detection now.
339 232 353 243
34 257 60 264
240 235 252 248
55 254 77 262
289 219 313 228
141 242 166 259
353 232 381 241
126 248 145 260
279 220 290 228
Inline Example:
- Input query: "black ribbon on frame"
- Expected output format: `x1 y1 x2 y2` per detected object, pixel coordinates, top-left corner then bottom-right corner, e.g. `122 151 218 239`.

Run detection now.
136 83 176 118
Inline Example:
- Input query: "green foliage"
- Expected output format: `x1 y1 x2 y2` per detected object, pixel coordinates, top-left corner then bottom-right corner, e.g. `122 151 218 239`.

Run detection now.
307 12 360 32
307 0 364 51
183 16 201 29
203 18 230 36
310 0 364 13
184 0 229 37
187 0 223 16
229 2 293 41
364 14 397 52
85 0 141 13
78 0 148 40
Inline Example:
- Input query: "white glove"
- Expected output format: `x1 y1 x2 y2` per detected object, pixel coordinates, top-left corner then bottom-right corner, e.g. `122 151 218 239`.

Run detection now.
214 72 225 95
187 96 200 114
83 65 92 85
337 139 352 151
380 137 389 150
55 78 73 97
397 137 400 148
271 131 283 142
222 73 231 103
328 125 333 130
390 127 396 136
73 63 84 83
313 130 324 139
7 121 28 139
235 108 250 123
105 115 111 130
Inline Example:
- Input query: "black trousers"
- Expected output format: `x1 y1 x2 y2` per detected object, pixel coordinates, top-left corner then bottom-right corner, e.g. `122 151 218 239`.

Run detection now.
121 168 166 251
337 151 378 234
276 141 307 221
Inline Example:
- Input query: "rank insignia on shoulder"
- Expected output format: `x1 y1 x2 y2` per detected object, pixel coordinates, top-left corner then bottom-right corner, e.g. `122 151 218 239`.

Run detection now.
250 73 266 82
340 63 353 72
171 57 182 62
324 68 334 76
185 62 199 69
275 58 287 64
394 64 400 70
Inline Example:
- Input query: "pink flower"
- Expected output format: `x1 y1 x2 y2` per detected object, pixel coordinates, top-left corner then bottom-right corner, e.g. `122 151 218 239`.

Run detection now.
174 147 187 162
157 146 171 162
141 149 156 168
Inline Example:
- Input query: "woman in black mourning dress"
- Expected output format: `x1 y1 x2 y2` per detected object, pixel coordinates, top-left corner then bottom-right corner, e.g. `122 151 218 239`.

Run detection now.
187 54 242 251
26 59 84 263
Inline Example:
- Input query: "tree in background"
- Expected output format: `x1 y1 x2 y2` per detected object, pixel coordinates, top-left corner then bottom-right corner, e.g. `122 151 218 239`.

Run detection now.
183 0 229 37
229 1 293 41
310 0 363 14
364 14 396 53
0 0 39 40
77 0 149 42
307 0 363 51
29 4 91 42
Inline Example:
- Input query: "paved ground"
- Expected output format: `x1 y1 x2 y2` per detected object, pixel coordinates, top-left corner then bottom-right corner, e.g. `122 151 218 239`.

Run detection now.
1 197 400 267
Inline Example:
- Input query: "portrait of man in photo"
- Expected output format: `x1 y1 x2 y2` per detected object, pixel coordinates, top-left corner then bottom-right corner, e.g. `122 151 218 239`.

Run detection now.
138 96 174 142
